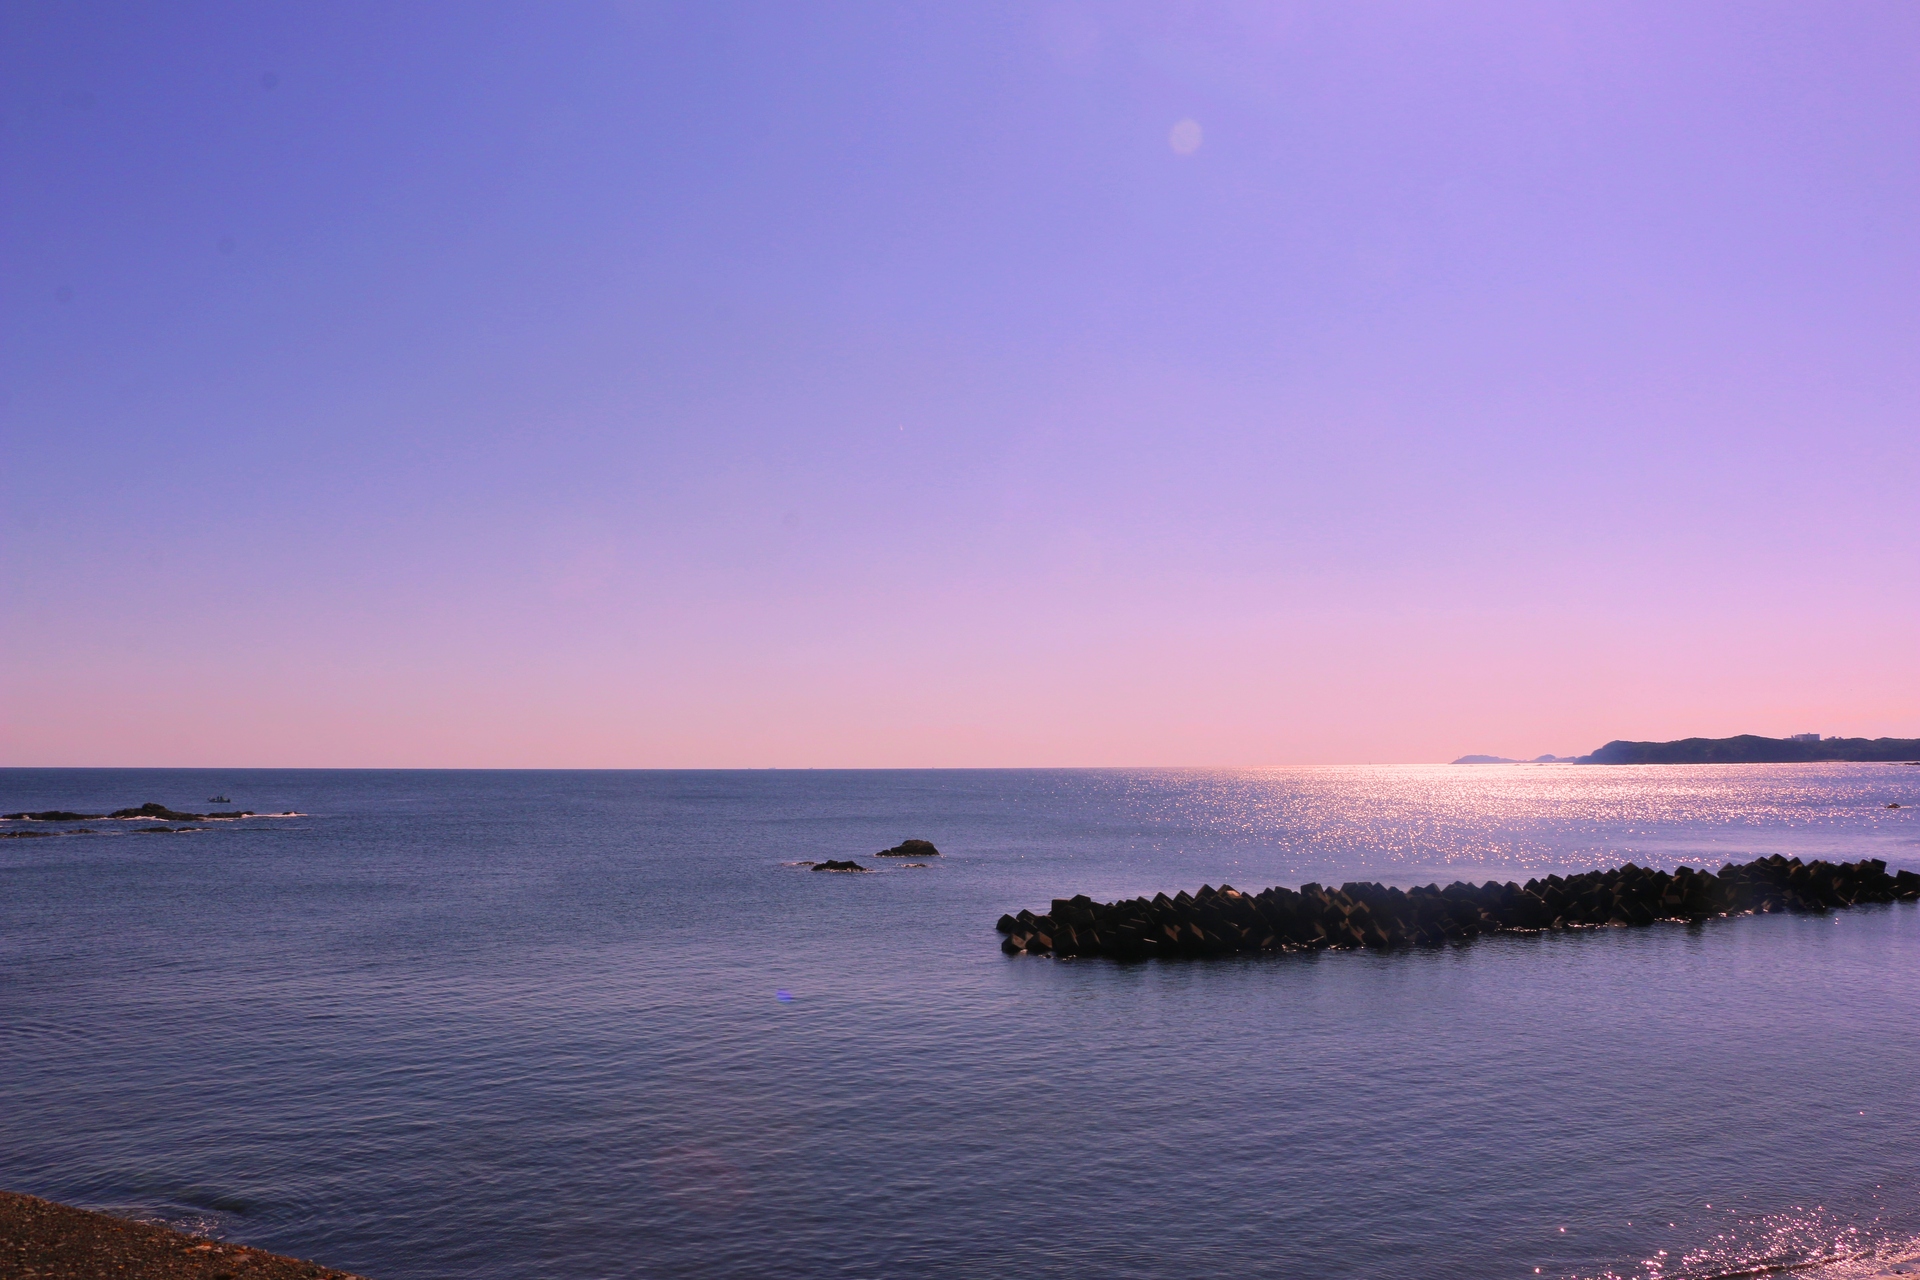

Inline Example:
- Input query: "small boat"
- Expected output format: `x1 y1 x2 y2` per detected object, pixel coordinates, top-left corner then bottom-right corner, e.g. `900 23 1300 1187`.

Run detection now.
208 795 232 804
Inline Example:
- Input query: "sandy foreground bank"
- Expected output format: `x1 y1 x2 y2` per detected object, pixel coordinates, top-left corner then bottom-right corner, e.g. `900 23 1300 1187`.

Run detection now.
1 1190 367 1279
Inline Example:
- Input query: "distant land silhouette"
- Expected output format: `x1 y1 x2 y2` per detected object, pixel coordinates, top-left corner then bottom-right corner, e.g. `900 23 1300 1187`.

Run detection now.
1452 735 1920 765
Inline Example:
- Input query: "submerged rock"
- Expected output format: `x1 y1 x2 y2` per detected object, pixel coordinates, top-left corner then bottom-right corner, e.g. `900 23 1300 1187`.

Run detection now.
997 854 1920 961
812 859 870 873
3 810 100 822
1 830 53 838
874 838 940 857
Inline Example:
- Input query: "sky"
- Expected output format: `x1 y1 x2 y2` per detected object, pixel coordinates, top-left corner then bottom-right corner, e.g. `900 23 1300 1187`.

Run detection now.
3 1 1916 768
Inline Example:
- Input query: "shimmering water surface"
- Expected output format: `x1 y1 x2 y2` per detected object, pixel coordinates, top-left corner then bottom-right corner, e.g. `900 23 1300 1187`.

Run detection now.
4 766 1918 1280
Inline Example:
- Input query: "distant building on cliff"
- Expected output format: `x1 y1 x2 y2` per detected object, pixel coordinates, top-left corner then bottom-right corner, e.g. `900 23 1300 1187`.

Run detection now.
1786 732 1822 742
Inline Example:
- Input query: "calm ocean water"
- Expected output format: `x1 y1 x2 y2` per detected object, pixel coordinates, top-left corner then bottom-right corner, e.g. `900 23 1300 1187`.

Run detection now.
3 765 1918 1280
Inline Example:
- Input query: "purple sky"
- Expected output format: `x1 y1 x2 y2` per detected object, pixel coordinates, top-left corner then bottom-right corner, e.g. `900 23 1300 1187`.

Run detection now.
4 2 1916 767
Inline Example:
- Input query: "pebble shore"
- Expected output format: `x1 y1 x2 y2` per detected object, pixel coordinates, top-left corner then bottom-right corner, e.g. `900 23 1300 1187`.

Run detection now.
0 1191 365 1280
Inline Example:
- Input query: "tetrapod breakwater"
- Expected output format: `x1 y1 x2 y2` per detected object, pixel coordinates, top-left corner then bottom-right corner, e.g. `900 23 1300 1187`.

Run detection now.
996 854 1920 959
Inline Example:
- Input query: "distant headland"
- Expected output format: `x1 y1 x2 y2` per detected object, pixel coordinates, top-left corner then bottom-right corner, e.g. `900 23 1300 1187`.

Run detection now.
1453 734 1920 765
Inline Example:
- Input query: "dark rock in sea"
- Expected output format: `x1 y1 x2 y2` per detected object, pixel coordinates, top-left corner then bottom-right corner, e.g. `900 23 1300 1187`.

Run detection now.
135 826 176 834
1 830 54 838
874 838 940 857
3 810 101 822
812 859 869 873
995 854 1919 961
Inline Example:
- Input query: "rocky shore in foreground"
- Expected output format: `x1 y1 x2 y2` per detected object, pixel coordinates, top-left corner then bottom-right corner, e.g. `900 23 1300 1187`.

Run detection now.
0 1190 364 1280
998 855 1920 959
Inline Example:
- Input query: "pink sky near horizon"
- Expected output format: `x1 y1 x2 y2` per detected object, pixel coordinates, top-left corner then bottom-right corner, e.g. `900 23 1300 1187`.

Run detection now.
4 2 1916 767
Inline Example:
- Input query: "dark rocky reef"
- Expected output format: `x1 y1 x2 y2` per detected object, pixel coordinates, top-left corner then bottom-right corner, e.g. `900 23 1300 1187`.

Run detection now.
4 802 254 822
874 839 940 857
111 802 251 821
812 859 869 873
996 855 1920 959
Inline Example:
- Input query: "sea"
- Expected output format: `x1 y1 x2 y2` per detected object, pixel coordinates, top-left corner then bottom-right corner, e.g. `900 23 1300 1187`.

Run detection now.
3 765 1918 1280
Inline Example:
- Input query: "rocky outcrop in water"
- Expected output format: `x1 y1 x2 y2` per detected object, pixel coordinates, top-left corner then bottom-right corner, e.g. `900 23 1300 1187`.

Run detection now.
812 859 869 873
875 839 940 857
996 855 1920 959
110 802 251 821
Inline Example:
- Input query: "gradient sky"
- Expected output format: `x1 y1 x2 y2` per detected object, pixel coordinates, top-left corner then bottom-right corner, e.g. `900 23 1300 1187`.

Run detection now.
4 2 1916 767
